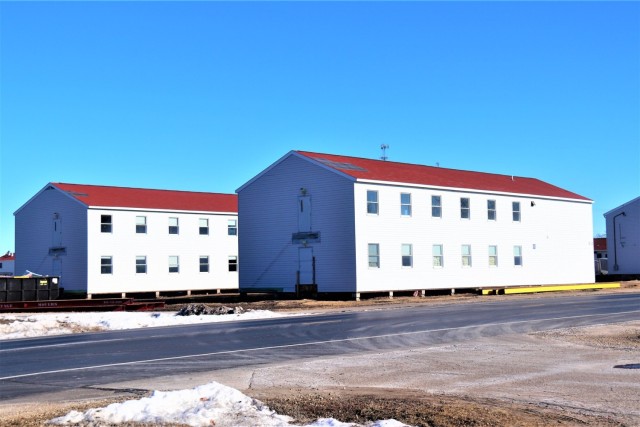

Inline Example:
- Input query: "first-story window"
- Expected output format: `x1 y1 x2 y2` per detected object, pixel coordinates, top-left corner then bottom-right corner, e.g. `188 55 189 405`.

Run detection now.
136 256 147 274
136 216 147 234
487 200 496 221
488 245 498 266
433 244 444 267
101 215 112 233
461 245 472 267
200 256 209 272
199 218 209 235
368 244 380 268
431 195 442 218
460 198 470 219
228 219 238 236
101 256 113 274
169 217 179 234
401 193 412 216
512 202 521 222
401 244 413 267
169 256 179 273
367 190 379 214
513 246 523 266
228 256 238 272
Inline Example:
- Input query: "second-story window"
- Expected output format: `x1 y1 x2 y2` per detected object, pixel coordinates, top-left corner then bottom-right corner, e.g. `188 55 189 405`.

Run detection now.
487 200 496 221
101 215 112 233
136 216 147 234
431 195 442 218
460 198 470 219
512 202 521 222
401 193 412 216
228 219 237 236
169 217 179 235
367 190 379 214
199 218 209 235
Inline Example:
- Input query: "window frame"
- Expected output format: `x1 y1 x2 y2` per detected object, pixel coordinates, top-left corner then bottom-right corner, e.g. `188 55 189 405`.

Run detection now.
228 256 238 272
199 218 209 235
487 200 496 221
168 217 179 235
488 245 498 267
401 244 413 268
136 216 147 234
136 256 147 274
199 255 209 273
368 243 380 268
101 256 113 274
169 255 180 273
513 246 523 266
461 244 472 267
512 202 521 222
101 215 112 233
432 244 444 268
228 219 238 236
431 195 442 218
367 190 379 215
400 193 412 217
460 198 470 219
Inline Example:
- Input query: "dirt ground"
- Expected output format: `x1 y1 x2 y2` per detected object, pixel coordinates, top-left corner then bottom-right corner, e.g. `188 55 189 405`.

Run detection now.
1 282 639 427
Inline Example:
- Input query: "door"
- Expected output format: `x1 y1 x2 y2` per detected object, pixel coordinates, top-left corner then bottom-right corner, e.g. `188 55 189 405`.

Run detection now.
298 247 314 284
52 215 62 247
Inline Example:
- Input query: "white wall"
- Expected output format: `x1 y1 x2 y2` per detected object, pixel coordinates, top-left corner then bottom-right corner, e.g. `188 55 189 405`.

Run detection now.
354 183 595 291
239 154 356 293
15 186 88 292
605 198 640 275
87 209 238 294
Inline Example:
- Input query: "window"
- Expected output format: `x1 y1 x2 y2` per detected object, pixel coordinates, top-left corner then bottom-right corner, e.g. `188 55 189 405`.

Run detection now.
101 215 112 233
431 195 442 218
169 256 179 273
199 218 209 235
228 256 238 272
488 245 498 266
401 244 413 267
169 217 179 234
101 256 113 274
461 245 472 267
433 244 444 267
512 202 521 222
228 219 238 236
200 256 209 273
460 198 470 219
136 256 147 274
487 200 496 221
367 190 379 214
514 246 523 266
368 244 380 268
401 193 412 216
136 216 147 234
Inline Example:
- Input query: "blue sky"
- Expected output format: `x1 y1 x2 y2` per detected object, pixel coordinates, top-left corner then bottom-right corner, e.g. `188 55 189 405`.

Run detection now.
1 1 638 253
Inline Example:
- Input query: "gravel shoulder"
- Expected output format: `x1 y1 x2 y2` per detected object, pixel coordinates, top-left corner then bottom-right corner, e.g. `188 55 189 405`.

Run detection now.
2 283 639 426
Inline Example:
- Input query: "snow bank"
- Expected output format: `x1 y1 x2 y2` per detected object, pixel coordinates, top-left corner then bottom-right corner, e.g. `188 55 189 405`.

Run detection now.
48 381 410 427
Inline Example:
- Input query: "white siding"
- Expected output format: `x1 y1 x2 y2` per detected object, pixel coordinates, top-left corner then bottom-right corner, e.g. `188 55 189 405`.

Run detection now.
605 198 640 275
239 155 356 293
15 186 88 292
86 209 238 294
354 183 595 291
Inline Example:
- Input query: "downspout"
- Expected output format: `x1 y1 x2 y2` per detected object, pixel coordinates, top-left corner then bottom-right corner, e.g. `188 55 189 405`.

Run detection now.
612 211 626 271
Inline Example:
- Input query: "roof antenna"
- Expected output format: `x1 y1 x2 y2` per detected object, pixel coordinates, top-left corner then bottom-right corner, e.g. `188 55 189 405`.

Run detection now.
380 144 389 161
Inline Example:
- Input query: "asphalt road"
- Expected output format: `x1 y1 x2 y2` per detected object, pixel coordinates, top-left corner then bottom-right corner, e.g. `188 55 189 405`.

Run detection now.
1 293 639 403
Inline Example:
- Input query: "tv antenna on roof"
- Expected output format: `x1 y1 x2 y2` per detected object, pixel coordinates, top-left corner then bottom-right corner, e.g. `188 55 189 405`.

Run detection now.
380 144 390 161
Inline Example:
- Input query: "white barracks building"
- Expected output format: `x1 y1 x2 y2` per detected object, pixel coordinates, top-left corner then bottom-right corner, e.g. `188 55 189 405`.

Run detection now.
237 151 595 297
15 183 238 298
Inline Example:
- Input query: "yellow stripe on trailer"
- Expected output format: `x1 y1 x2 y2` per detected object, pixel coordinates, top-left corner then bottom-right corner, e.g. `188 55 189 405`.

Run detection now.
482 282 620 295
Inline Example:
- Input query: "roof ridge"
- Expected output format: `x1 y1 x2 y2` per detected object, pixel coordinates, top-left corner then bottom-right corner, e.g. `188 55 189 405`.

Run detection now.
53 182 236 197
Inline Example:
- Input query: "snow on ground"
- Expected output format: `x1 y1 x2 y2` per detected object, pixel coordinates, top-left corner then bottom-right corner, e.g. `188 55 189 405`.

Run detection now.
1 311 411 426
0 309 298 340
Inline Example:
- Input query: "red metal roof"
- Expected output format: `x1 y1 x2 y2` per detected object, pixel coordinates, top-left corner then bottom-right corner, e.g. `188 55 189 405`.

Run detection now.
296 151 590 201
52 183 237 213
593 237 607 251
0 253 15 261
